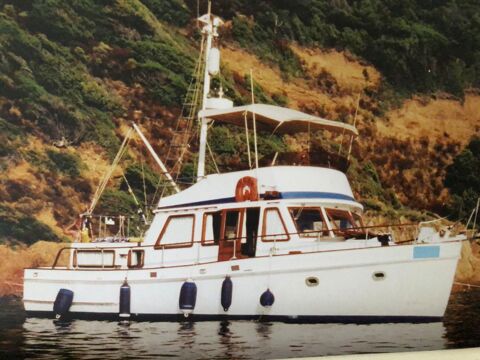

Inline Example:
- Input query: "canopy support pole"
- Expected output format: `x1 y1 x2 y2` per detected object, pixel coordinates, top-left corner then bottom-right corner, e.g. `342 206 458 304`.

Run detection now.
244 111 252 168
250 70 259 170
347 93 361 161
206 139 220 174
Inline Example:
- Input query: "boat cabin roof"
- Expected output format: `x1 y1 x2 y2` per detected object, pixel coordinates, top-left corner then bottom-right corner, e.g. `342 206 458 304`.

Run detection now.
157 166 362 211
199 104 358 137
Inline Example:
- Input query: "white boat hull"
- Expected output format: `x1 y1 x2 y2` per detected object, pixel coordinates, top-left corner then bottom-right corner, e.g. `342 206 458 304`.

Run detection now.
23 241 461 322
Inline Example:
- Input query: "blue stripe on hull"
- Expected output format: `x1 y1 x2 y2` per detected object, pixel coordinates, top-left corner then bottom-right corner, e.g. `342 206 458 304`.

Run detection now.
157 191 356 210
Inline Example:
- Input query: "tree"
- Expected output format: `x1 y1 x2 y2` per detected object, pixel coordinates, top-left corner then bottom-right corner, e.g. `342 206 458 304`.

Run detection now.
445 137 480 221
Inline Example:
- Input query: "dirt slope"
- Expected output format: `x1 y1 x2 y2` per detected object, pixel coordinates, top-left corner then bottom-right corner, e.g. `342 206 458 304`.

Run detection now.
379 93 480 145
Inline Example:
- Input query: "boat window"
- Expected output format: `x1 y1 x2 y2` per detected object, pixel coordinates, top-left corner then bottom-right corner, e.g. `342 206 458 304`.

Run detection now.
262 208 289 242
289 207 328 237
202 211 222 245
223 210 241 240
155 215 194 248
128 249 144 268
74 250 115 268
325 209 356 230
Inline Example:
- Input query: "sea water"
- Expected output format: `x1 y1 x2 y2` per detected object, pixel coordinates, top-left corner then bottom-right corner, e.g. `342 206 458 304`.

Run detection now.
1 289 480 359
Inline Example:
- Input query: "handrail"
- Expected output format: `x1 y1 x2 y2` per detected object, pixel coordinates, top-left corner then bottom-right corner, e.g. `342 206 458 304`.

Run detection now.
51 222 423 269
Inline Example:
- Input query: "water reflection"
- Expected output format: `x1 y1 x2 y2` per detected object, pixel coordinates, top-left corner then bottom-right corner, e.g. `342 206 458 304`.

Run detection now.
444 289 480 349
16 318 446 359
1 290 480 359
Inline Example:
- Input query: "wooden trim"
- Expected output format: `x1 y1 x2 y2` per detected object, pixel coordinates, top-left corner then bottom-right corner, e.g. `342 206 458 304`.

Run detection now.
220 208 245 241
154 214 195 249
201 211 221 246
352 211 365 228
325 208 366 237
127 249 145 269
261 207 290 242
325 208 355 229
218 208 245 261
73 249 116 268
288 206 329 238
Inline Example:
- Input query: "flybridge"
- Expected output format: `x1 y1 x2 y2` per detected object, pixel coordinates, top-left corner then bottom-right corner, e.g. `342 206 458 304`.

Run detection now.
198 104 359 137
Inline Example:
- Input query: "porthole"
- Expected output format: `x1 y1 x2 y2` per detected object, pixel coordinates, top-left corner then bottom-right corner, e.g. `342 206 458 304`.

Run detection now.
305 276 319 287
372 271 386 281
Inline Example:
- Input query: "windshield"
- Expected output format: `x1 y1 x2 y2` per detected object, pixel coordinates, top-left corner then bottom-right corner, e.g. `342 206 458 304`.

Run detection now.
289 207 329 237
325 209 356 230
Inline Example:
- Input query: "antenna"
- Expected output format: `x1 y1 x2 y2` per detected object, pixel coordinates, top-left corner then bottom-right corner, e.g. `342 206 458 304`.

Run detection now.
196 1 224 180
196 0 200 28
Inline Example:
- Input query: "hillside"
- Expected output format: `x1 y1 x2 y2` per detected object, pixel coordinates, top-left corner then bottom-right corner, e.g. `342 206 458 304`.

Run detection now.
0 0 479 246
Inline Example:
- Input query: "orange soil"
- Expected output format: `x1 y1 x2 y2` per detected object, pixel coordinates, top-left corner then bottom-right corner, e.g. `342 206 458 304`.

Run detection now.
456 241 480 286
77 141 111 181
5 160 34 182
3 137 100 237
221 44 384 129
221 45 349 114
379 93 480 145
0 241 67 297
36 208 65 238
290 45 381 91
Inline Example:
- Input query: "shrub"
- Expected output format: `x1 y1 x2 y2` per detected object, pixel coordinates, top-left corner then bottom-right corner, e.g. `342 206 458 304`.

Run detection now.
46 150 82 177
445 137 480 221
0 205 59 245
95 189 138 216
140 0 190 26
120 162 160 204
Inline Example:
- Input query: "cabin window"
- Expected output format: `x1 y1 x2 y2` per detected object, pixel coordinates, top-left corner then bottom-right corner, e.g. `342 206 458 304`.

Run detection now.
74 250 115 268
128 249 144 268
202 211 222 245
223 210 242 240
262 208 289 242
325 209 356 230
289 207 328 237
155 215 194 248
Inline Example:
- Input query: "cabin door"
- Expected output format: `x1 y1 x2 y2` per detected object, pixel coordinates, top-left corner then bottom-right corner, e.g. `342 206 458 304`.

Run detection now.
218 210 243 261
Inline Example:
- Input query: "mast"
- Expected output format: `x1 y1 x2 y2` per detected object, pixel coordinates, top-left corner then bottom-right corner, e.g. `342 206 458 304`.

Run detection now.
196 2 222 181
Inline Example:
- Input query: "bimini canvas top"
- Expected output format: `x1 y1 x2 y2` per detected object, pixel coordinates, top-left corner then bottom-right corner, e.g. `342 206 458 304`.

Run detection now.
198 103 358 137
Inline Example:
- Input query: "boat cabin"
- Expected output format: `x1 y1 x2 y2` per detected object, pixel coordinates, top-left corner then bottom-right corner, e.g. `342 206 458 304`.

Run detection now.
67 165 372 270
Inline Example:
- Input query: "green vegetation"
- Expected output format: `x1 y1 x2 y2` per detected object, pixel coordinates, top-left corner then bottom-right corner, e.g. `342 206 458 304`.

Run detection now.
46 150 82 177
141 0 191 26
445 137 480 222
348 159 390 210
230 15 304 79
120 162 160 205
216 0 480 96
95 189 138 216
0 0 478 244
208 125 286 171
0 204 59 245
